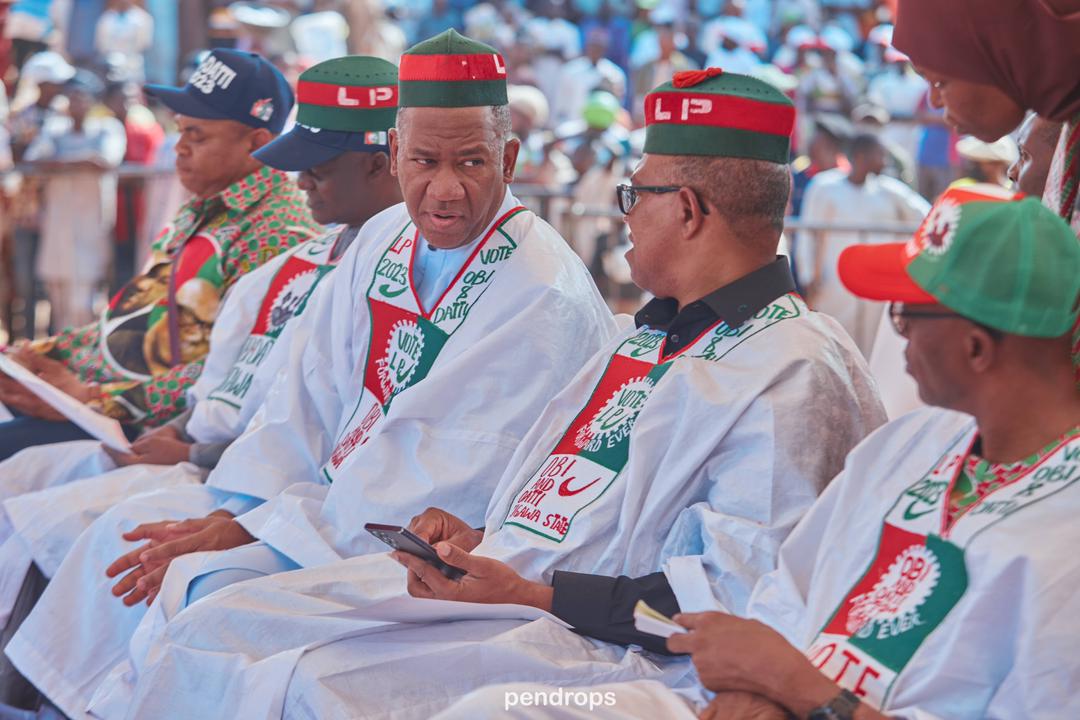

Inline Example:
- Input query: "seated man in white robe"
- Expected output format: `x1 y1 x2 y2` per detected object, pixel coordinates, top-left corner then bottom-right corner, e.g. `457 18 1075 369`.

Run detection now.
448 185 1080 719
93 70 885 720
3 31 616 720
0 56 404 634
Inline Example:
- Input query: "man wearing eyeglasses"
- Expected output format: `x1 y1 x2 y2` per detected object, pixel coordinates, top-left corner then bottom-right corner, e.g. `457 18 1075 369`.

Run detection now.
436 188 1080 720
98 71 887 720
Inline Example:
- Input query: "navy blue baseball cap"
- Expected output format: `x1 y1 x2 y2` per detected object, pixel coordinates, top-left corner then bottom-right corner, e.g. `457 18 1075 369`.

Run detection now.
253 56 398 172
145 48 293 134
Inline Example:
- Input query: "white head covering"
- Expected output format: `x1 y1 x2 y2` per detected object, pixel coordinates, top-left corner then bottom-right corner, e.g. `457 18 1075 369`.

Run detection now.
956 135 1020 165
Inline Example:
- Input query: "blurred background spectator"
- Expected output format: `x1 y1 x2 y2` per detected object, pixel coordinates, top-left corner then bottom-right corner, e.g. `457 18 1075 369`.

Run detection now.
953 135 1018 189
21 68 125 329
104 77 163 290
3 0 66 72
94 0 154 83
796 132 929 353
1 0 1031 365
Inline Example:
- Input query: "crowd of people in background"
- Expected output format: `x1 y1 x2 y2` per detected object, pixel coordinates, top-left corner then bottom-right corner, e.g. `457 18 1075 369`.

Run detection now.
0 0 1024 355
0 1 1075 717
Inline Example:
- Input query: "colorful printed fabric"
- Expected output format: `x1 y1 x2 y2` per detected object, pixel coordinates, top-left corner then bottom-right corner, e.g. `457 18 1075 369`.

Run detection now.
30 166 320 429
946 426 1080 531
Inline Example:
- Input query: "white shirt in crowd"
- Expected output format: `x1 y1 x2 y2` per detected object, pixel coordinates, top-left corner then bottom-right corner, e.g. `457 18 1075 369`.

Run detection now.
553 56 627 125
290 10 350 64
704 45 762 75
94 5 154 82
24 113 126 327
797 168 930 356
868 68 930 163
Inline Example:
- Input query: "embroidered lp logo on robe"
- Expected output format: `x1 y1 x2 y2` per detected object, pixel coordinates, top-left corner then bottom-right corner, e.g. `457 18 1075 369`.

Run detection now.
323 207 527 482
502 294 803 542
807 428 1080 707
207 236 339 410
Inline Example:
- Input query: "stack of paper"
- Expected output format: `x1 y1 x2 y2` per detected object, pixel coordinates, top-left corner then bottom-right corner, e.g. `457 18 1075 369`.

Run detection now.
0 353 130 451
633 599 687 638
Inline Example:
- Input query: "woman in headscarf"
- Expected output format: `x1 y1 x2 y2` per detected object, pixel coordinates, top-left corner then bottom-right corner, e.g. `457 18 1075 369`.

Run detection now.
874 0 1080 409
893 0 1080 226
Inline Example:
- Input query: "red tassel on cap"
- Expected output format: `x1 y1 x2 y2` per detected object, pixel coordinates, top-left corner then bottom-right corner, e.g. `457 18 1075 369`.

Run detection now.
672 67 723 88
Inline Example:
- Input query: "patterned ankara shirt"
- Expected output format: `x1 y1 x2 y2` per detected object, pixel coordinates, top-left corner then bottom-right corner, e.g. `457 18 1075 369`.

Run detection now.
30 165 321 429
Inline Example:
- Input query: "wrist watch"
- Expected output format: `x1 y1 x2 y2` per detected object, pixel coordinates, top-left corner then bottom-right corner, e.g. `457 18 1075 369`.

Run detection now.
807 689 861 720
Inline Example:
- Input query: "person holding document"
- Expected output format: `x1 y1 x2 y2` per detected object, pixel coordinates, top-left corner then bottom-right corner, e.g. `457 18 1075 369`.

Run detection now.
0 48 319 460
4 31 617 720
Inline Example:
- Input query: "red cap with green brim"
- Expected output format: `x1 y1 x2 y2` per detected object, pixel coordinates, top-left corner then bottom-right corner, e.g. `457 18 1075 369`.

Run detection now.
642 68 795 163
399 29 508 108
838 184 1080 338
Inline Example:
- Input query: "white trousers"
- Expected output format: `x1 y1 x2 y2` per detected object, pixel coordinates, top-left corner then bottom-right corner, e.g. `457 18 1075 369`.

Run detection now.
90 554 682 720
0 442 207 629
0 440 112 627
4 484 228 720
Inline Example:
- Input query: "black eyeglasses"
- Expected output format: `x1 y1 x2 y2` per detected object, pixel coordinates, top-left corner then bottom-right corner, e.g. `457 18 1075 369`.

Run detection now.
615 184 710 215
888 302 958 337
888 302 1003 342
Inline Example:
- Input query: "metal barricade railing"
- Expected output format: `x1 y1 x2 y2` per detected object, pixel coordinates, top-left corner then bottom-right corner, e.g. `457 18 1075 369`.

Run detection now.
1 168 923 343
1 163 176 180
528 194 922 351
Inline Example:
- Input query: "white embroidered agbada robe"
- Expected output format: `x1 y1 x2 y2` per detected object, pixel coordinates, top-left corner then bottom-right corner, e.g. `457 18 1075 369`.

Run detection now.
450 408 1080 719
96 288 885 720
0 228 346 627
6 195 616 720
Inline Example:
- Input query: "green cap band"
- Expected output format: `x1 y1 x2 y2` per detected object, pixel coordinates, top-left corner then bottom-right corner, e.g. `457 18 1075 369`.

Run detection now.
399 29 508 108
643 68 794 163
295 56 398 132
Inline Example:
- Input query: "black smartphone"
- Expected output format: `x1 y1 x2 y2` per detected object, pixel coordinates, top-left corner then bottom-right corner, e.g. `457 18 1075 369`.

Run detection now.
364 523 467 580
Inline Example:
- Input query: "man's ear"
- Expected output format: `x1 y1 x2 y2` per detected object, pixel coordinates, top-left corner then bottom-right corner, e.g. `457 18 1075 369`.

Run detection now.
965 327 999 374
677 186 707 238
369 151 390 178
248 128 274 153
388 128 400 177
502 137 521 184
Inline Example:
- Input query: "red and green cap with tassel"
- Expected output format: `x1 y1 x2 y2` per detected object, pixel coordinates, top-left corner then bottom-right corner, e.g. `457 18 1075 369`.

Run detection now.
399 29 508 108
643 68 795 164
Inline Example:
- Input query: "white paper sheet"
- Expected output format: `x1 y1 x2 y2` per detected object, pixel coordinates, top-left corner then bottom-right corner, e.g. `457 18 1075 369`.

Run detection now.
0 353 130 451
663 555 727 614
633 600 687 639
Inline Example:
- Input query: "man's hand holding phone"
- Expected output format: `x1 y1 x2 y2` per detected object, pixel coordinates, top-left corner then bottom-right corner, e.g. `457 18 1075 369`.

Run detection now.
405 507 483 553
375 512 554 611
392 540 554 611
